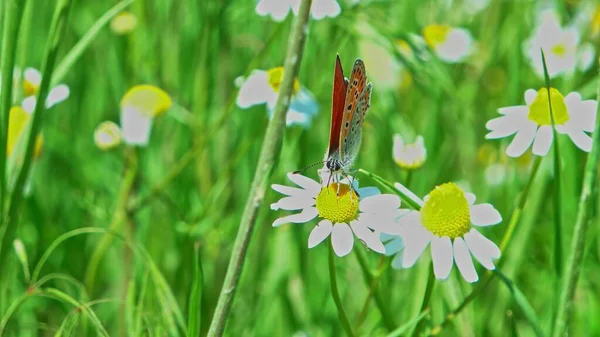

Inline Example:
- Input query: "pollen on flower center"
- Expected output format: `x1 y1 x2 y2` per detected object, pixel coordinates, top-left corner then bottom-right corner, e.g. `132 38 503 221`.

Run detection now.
315 183 359 224
550 43 567 57
23 80 39 96
267 67 300 94
528 87 569 126
423 24 451 48
420 183 470 238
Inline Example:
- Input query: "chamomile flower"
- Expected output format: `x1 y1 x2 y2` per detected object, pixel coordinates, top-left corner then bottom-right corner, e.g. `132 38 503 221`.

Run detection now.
236 67 319 127
393 182 502 283
422 25 474 63
94 121 123 150
0 67 70 108
359 39 405 91
256 0 341 22
110 11 138 34
393 134 427 170
486 88 598 157
523 10 594 78
271 171 405 257
119 85 172 146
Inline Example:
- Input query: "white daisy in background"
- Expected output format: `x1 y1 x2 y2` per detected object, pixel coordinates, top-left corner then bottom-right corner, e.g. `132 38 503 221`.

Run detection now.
0 67 70 108
271 170 405 257
359 38 409 91
523 10 595 78
393 134 427 170
94 121 123 150
422 24 474 63
486 88 598 157
477 144 508 187
236 67 319 127
119 85 172 146
392 182 502 283
110 11 138 35
255 0 340 22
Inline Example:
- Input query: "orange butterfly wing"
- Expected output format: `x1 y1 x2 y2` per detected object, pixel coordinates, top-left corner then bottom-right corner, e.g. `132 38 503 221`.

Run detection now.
339 59 367 160
327 55 348 157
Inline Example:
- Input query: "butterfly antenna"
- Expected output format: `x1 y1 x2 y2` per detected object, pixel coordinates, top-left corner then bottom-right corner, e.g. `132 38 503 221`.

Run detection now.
292 161 326 175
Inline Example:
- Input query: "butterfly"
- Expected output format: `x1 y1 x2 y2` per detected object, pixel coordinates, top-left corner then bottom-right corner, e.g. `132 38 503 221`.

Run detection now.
324 55 372 181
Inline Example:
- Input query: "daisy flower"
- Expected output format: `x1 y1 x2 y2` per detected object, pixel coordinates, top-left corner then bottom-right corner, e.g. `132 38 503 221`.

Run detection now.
119 85 172 146
422 24 474 63
94 121 123 150
236 67 319 127
393 134 427 170
486 88 598 157
110 11 138 35
271 170 405 257
393 182 502 283
523 10 594 78
0 67 70 108
255 0 341 22
359 39 407 91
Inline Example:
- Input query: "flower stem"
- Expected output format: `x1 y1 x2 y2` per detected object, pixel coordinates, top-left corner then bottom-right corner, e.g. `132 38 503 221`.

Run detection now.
358 168 422 210
329 241 356 337
355 255 387 330
551 60 600 337
411 264 435 337
206 1 313 335
430 155 543 335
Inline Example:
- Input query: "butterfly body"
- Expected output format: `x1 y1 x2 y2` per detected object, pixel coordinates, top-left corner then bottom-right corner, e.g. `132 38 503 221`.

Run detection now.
325 55 372 178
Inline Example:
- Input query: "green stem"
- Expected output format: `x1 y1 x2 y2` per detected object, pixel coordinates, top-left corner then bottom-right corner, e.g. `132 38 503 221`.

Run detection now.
540 50 563 279
430 155 543 335
0 0 71 271
551 60 600 337
84 147 138 294
329 241 356 337
206 1 313 335
0 0 27 237
354 248 396 331
411 265 435 337
355 256 387 331
358 168 422 210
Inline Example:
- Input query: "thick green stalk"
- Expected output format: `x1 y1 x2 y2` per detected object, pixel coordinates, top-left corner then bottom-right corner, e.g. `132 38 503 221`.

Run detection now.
0 0 27 235
0 0 71 270
206 0 313 335
551 61 600 337
329 241 356 337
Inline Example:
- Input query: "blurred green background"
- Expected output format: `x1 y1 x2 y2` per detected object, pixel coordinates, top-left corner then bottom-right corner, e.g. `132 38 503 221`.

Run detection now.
1 0 600 336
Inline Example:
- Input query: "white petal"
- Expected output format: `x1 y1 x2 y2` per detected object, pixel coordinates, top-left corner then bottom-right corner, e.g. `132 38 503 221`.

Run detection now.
311 0 341 19
465 192 476 205
46 85 70 108
351 221 385 253
498 106 528 115
464 229 501 269
485 113 524 139
121 106 152 146
331 224 354 256
272 207 318 227
24 67 41 86
22 96 37 114
532 125 553 156
506 122 537 157
435 28 473 63
524 89 537 106
431 236 454 280
360 194 401 213
453 238 479 283
470 203 502 226
271 184 314 199
566 129 593 152
236 71 273 108
271 196 314 210
402 219 433 268
287 172 321 195
394 182 424 207
308 220 333 248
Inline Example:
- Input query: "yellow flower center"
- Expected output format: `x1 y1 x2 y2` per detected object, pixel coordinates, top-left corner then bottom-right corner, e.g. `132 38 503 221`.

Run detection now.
6 106 43 158
121 85 172 118
423 24 451 48
551 43 567 57
315 183 359 224
23 79 39 96
527 88 569 126
592 6 600 36
396 39 413 57
267 67 300 94
420 183 470 238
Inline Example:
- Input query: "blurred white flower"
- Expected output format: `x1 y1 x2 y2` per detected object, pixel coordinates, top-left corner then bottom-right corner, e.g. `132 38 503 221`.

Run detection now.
110 11 137 35
94 121 123 150
256 0 340 21
422 24 473 63
236 67 319 127
120 85 172 146
523 10 595 78
486 88 598 157
393 134 426 170
270 171 405 257
392 182 502 283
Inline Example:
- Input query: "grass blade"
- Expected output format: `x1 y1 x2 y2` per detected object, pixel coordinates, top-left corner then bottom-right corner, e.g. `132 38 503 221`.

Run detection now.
495 270 544 337
187 242 204 337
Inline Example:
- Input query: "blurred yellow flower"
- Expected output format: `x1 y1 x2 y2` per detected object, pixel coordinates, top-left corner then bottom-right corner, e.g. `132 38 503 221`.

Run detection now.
22 68 41 96
592 6 600 37
423 24 473 63
94 121 122 150
120 85 172 146
7 106 43 158
393 134 426 170
110 11 137 35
